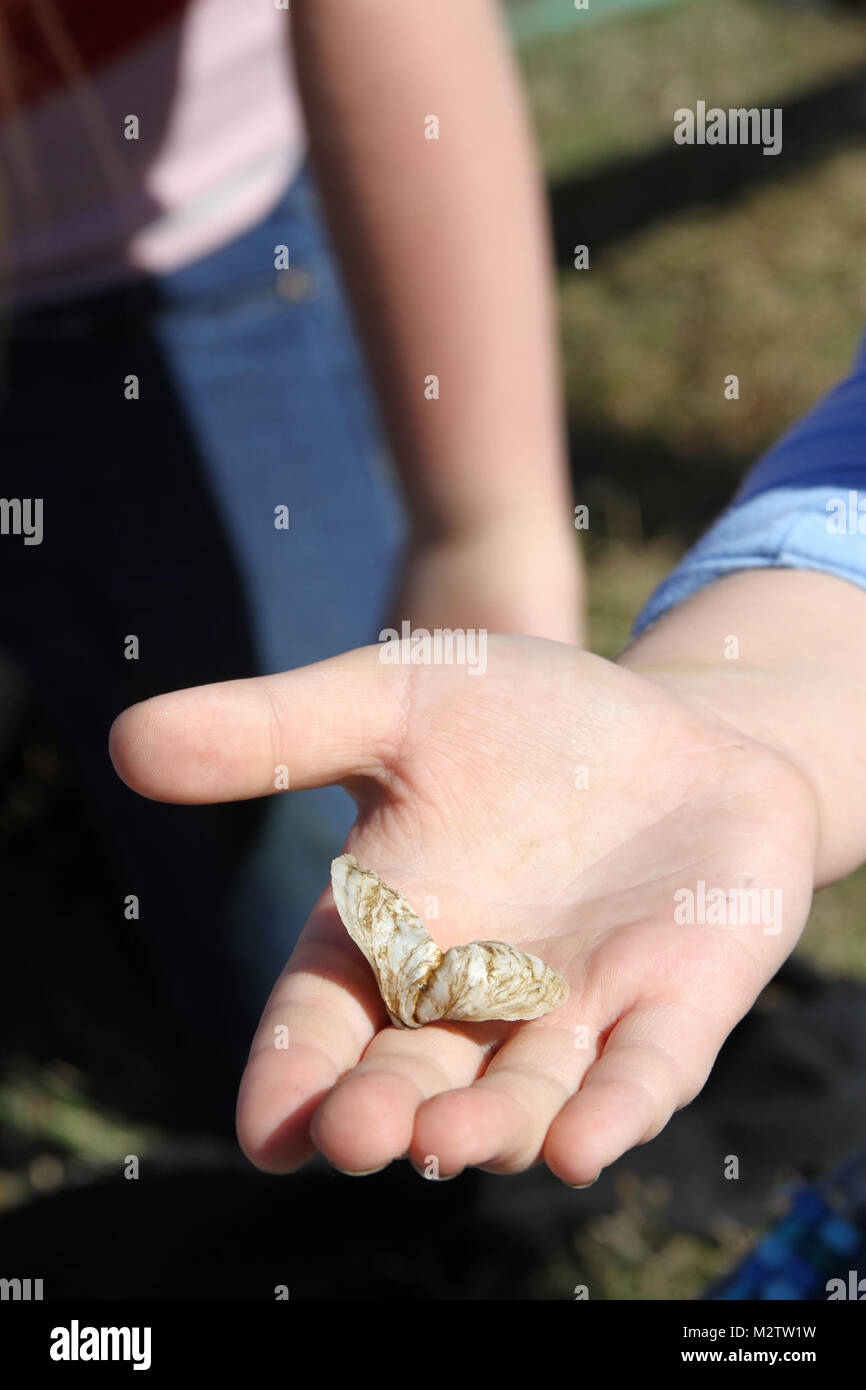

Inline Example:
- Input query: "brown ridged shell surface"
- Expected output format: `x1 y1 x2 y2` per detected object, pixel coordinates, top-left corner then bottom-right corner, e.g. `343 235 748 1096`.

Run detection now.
330 854 569 1029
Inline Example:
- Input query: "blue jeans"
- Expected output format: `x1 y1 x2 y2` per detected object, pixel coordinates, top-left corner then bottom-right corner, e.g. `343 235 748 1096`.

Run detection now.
0 162 407 1125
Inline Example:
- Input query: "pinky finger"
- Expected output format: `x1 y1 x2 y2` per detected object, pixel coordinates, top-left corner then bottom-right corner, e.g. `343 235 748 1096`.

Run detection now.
542 997 732 1187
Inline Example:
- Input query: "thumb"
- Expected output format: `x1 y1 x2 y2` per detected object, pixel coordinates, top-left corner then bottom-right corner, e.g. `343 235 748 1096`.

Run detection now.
108 645 407 804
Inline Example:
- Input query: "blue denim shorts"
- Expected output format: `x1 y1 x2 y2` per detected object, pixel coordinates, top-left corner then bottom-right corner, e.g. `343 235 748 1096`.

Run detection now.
0 161 407 1118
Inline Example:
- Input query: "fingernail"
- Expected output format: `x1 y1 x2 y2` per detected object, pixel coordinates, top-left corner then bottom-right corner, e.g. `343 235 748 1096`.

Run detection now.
569 1170 601 1190
330 1161 391 1177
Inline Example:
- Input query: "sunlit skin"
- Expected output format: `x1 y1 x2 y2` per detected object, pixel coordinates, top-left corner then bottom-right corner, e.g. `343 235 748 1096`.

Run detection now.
290 0 584 646
110 570 866 1186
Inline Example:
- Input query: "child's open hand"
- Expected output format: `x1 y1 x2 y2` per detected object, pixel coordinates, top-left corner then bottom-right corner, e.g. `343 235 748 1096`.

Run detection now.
110 627 819 1184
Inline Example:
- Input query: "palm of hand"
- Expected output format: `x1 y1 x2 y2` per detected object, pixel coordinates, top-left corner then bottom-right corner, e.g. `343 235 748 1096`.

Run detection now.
234 638 817 1183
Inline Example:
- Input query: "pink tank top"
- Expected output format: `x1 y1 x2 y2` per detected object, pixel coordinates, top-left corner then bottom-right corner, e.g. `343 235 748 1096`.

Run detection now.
0 0 306 306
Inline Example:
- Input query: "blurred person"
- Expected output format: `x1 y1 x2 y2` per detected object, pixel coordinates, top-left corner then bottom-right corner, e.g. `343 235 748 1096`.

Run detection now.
0 0 581 1129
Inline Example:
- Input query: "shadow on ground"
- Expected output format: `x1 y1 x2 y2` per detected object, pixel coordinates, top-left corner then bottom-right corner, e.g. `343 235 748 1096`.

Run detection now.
549 64 866 267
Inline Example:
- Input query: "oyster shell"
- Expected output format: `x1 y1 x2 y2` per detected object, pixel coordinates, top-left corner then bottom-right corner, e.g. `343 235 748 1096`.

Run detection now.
330 854 569 1029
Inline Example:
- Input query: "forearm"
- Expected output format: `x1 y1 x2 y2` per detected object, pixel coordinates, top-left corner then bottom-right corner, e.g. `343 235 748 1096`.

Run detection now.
618 568 866 888
289 0 571 542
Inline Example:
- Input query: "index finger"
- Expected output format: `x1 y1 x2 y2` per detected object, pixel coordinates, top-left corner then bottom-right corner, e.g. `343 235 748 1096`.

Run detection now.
235 896 386 1172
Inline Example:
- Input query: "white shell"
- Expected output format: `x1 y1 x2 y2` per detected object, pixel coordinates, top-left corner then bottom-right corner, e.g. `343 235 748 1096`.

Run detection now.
330 854 569 1029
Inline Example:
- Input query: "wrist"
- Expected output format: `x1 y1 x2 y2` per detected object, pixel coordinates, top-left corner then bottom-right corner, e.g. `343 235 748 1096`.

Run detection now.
617 569 866 886
393 507 585 645
407 508 584 602
407 493 575 552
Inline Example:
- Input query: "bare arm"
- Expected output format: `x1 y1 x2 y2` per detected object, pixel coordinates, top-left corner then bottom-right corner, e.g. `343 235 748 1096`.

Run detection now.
288 1 581 637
